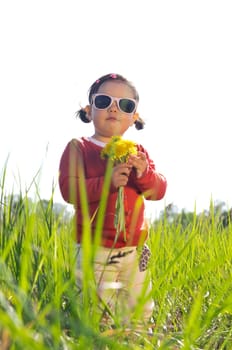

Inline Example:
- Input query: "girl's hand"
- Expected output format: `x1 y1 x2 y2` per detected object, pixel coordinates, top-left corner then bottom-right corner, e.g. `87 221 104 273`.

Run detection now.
128 152 148 178
111 163 132 188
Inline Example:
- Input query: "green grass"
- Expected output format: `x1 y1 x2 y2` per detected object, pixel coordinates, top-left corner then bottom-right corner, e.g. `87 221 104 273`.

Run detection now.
1 169 232 349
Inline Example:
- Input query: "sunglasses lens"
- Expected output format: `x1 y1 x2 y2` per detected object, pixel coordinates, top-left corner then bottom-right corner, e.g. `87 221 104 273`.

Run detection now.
94 95 111 109
119 99 136 113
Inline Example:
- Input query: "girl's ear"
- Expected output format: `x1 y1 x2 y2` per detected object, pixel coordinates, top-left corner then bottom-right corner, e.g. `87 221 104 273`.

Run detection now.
130 112 139 125
133 112 139 122
83 105 92 121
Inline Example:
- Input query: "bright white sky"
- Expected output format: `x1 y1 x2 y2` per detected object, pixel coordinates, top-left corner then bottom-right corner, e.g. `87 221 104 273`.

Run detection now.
1 0 232 219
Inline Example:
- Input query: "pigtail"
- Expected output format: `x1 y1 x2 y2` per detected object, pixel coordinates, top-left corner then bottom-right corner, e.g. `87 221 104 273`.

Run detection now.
75 106 91 123
134 119 145 130
134 114 145 130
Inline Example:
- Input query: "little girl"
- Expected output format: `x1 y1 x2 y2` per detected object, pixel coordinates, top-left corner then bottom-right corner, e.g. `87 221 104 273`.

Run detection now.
59 73 167 330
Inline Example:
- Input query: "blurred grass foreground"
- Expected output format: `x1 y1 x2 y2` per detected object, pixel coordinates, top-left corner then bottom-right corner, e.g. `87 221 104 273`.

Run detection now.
1 165 232 349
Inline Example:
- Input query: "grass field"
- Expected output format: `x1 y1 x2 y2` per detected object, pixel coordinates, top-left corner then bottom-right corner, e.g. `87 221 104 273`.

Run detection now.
1 177 232 349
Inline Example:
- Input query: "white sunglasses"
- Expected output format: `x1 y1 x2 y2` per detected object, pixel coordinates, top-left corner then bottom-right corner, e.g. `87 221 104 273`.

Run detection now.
92 93 137 114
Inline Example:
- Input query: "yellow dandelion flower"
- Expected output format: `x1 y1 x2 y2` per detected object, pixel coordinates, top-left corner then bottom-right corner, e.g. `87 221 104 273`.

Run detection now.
101 136 137 163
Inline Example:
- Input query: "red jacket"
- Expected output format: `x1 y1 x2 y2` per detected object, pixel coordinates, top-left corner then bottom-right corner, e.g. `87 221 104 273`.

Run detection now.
59 137 167 248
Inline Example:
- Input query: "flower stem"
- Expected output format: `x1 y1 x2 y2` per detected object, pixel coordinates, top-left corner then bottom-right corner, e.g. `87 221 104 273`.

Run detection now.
114 186 127 242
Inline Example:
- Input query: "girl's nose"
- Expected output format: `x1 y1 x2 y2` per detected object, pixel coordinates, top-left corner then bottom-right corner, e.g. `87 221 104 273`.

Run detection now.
108 100 118 112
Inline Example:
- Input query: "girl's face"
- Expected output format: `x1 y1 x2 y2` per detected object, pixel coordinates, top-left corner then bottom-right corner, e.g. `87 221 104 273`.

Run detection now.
89 81 138 142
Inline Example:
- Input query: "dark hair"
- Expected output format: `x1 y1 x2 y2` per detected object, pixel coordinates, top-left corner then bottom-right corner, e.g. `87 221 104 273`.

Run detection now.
76 73 145 130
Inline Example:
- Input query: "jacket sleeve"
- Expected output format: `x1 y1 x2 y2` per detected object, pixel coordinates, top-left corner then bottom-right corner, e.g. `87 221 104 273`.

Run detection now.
132 145 167 201
58 139 106 206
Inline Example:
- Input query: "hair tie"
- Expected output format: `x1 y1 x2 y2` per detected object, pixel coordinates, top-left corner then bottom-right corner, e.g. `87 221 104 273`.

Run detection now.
110 73 117 79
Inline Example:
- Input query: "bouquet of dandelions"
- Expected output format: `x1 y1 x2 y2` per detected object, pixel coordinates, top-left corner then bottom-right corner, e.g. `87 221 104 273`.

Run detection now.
101 136 137 242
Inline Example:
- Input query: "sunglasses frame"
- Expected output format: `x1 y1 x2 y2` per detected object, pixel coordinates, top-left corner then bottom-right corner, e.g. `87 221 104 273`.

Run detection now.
91 93 137 114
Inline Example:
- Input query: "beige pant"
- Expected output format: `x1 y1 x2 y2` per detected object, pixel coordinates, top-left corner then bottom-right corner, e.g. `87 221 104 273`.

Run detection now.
76 245 154 325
